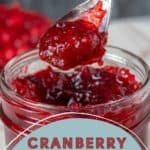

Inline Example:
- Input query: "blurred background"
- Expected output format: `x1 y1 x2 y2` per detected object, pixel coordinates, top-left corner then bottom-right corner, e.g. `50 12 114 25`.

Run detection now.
0 0 150 19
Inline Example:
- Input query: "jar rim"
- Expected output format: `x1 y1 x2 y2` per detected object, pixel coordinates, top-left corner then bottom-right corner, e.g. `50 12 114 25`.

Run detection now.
0 46 150 111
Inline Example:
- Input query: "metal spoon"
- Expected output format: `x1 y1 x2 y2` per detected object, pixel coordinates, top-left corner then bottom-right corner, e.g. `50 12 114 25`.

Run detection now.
41 0 112 73
60 0 112 32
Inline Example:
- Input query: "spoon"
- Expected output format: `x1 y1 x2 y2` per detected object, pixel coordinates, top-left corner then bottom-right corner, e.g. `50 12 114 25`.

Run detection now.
39 0 112 72
60 0 112 32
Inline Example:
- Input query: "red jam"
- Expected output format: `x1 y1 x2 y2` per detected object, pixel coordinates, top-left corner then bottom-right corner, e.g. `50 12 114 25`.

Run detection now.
12 66 141 107
39 1 107 70
0 4 52 70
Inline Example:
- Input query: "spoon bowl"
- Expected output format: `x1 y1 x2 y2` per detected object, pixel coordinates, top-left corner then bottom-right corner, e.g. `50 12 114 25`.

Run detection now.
38 0 111 72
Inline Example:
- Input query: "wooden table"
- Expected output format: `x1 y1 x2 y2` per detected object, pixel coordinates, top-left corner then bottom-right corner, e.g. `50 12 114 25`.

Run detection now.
0 17 150 149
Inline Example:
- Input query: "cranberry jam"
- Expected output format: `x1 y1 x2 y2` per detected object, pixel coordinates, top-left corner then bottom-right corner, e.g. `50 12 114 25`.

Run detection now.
39 21 107 70
12 65 141 107
0 4 51 70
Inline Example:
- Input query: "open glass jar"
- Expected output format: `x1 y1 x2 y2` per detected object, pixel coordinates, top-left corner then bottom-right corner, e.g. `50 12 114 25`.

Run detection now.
0 46 150 148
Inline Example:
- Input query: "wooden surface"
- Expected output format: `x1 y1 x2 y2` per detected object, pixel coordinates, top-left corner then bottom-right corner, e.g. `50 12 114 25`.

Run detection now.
0 17 150 149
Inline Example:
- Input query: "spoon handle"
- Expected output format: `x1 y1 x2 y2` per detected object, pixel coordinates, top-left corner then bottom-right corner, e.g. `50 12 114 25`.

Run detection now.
60 0 111 32
61 0 100 21
100 0 112 32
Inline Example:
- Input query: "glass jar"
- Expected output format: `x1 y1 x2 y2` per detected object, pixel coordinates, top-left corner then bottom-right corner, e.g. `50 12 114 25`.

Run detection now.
0 46 150 149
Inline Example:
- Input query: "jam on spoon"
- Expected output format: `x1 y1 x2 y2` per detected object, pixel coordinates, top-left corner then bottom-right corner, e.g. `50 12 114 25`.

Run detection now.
39 0 109 70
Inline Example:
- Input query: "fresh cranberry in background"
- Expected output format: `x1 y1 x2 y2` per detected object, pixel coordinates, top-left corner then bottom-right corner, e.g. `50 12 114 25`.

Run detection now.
0 4 52 70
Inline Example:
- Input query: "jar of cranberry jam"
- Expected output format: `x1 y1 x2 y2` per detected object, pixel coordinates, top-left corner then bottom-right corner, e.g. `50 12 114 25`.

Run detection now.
0 46 150 148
